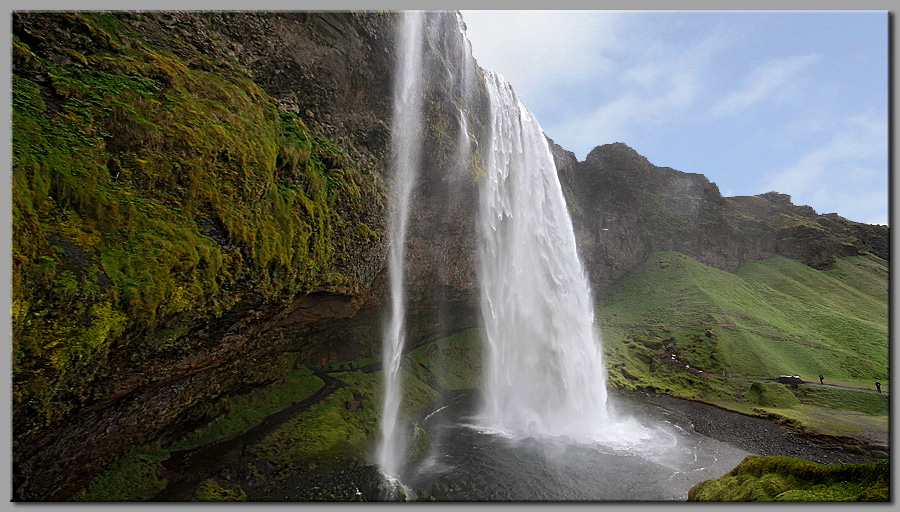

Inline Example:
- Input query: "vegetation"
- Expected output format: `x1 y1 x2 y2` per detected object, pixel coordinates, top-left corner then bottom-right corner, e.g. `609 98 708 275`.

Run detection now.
249 329 482 470
12 12 383 435
193 478 248 502
598 251 888 440
688 455 889 501
72 446 169 502
168 366 324 451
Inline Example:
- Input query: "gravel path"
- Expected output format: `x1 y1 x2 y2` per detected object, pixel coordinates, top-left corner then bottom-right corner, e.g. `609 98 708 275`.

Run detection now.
644 393 886 465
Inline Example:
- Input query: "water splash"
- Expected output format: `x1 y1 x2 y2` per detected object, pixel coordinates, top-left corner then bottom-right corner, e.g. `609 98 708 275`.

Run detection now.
476 71 610 441
378 9 425 478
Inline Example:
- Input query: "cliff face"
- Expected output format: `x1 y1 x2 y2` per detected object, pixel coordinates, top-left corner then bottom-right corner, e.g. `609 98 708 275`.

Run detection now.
11 11 487 501
556 141 889 291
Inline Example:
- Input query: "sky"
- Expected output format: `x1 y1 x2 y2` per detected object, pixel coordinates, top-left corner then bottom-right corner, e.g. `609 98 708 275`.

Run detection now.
459 10 889 226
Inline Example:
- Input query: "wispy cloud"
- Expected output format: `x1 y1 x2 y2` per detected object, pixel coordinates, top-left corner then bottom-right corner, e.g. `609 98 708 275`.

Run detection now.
709 54 823 118
460 10 624 110
540 24 726 158
549 70 699 155
765 112 887 224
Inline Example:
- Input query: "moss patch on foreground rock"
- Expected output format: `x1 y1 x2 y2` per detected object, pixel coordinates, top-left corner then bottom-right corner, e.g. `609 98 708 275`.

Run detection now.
193 478 248 502
72 447 169 502
688 455 889 501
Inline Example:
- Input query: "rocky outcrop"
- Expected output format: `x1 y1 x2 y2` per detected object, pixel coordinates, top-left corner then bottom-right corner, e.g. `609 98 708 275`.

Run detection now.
557 141 889 291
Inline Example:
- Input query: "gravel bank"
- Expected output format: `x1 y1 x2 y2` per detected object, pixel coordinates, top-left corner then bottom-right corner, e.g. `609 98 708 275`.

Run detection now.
644 393 886 465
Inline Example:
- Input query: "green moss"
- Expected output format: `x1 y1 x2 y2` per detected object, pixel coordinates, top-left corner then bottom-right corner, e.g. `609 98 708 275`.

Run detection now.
168 366 324 451
12 12 384 433
193 478 248 502
688 456 889 501
72 446 169 502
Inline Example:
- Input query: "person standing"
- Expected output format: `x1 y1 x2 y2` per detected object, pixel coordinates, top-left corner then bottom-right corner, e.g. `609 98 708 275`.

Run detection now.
819 374 824 384
875 381 881 393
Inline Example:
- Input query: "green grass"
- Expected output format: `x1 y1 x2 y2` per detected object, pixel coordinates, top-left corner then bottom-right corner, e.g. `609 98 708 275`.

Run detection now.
72 446 169 502
688 455 889 501
598 251 888 439
249 329 482 470
599 251 888 387
167 366 324 451
193 478 248 502
249 370 383 469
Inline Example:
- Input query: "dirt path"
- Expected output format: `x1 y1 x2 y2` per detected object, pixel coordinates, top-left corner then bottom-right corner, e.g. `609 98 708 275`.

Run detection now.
728 377 887 395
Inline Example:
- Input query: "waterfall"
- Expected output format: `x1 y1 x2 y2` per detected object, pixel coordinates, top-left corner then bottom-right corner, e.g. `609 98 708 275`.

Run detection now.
476 71 610 440
377 9 424 478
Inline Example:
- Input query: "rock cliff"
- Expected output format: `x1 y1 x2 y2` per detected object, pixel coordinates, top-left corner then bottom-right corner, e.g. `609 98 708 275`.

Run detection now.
11 10 487 501
555 141 889 291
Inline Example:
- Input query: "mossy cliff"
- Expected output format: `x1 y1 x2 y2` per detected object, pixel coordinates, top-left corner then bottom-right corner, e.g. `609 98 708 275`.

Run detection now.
11 11 490 501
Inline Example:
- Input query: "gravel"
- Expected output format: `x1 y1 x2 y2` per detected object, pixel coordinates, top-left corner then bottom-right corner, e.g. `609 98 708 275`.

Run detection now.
643 393 885 465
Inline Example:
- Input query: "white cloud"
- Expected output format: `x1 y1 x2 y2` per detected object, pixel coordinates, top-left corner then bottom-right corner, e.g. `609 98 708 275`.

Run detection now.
539 28 724 159
709 54 823 118
765 112 887 224
460 10 624 111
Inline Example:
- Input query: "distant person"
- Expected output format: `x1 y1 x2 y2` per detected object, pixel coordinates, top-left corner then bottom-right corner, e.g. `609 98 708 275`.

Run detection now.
876 381 881 393
321 357 326 370
819 374 824 384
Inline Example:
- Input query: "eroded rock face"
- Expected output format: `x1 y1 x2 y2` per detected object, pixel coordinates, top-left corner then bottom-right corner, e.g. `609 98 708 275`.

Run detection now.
12 10 487 501
557 141 889 291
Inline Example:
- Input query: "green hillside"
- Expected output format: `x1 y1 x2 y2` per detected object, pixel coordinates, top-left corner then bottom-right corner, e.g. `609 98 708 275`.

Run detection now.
597 251 888 444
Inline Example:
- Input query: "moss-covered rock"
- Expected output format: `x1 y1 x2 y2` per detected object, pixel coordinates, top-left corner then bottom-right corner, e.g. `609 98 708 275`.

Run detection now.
688 455 889 501
193 478 248 502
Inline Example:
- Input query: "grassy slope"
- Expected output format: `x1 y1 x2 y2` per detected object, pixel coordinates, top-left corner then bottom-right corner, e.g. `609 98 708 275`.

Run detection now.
597 251 889 441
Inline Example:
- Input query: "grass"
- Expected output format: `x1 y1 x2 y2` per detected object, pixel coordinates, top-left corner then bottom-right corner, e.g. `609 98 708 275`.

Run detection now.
193 478 248 502
167 366 324 451
599 251 887 387
688 455 889 501
249 329 483 470
598 251 888 440
72 446 169 502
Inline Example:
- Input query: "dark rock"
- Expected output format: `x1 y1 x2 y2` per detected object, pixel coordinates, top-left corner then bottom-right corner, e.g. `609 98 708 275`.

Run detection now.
557 141 889 291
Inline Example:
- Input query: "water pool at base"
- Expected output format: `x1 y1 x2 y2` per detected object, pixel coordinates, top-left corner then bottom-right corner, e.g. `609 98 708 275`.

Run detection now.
398 393 750 501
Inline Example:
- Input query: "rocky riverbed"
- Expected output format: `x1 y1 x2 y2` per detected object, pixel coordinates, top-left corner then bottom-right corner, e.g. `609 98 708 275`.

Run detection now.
645 393 887 466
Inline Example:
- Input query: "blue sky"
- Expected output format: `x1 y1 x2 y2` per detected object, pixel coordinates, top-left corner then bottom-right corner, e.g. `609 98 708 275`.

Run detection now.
459 10 889 226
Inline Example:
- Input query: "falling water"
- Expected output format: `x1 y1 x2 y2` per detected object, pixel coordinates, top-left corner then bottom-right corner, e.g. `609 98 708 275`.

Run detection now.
378 10 424 478
476 71 610 440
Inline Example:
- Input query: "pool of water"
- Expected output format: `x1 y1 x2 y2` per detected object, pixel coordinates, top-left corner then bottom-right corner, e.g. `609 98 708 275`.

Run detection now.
397 392 749 501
